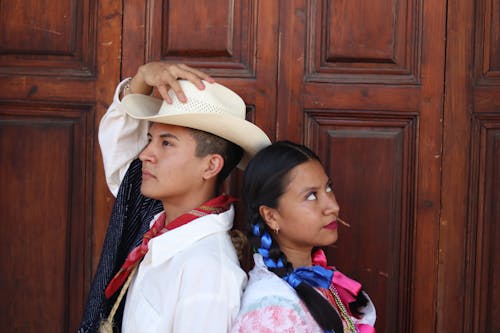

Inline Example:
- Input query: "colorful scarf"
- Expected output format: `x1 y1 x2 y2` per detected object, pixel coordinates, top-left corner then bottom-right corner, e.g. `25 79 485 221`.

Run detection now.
285 249 375 333
284 249 361 298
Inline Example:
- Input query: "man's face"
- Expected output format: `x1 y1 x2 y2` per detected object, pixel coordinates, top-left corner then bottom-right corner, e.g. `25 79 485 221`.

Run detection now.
139 123 207 207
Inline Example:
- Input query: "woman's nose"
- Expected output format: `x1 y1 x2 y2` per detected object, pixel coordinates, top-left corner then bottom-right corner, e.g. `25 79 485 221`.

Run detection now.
324 195 340 216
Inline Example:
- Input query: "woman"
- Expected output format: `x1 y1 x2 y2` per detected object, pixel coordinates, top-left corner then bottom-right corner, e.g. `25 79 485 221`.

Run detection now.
232 141 376 333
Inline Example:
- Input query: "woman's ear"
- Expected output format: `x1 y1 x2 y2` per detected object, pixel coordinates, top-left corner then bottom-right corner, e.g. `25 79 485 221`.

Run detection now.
259 205 280 231
202 154 224 180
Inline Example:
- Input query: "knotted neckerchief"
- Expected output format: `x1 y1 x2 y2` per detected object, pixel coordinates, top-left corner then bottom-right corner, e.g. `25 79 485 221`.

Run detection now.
104 194 236 298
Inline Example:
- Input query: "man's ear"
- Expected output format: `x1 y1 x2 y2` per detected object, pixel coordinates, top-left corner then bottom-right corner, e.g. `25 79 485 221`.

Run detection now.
202 154 224 180
258 205 280 231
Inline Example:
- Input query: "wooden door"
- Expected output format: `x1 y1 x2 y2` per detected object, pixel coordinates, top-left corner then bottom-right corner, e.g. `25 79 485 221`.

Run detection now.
0 0 120 331
1 0 498 332
440 0 500 332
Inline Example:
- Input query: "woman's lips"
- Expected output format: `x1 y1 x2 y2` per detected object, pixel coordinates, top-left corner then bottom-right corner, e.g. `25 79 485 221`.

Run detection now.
324 221 338 230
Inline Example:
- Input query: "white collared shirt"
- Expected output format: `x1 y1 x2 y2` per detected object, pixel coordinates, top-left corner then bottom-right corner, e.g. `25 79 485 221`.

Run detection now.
123 208 247 333
99 78 148 196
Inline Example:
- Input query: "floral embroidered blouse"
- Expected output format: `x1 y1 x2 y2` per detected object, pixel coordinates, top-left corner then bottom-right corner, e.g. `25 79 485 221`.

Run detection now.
231 254 376 333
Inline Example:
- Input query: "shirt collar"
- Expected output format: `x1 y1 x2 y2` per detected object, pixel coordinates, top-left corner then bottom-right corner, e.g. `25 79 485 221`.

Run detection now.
145 206 234 267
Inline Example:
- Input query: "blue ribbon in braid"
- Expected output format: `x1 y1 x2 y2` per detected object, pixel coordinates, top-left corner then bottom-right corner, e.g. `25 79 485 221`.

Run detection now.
284 265 334 289
252 224 284 268
252 223 334 287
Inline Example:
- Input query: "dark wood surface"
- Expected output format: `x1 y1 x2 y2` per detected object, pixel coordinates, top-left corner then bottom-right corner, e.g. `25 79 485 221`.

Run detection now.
0 0 498 332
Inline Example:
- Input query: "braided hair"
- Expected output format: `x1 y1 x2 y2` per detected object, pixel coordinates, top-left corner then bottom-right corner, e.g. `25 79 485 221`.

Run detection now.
242 141 344 332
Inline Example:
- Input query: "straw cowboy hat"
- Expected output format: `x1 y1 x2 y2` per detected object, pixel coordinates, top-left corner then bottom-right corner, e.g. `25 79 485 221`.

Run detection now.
121 80 271 168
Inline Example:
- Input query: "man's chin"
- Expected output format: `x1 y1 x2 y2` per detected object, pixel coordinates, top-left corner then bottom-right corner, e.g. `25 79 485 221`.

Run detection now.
140 186 158 200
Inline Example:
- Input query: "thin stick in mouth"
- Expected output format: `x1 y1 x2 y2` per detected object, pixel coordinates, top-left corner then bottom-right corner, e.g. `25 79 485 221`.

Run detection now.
337 217 350 228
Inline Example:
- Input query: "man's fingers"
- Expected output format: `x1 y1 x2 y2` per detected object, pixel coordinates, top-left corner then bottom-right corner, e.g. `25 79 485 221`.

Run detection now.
159 66 179 87
151 63 214 103
169 66 205 90
157 85 174 104
165 80 187 103
178 64 215 85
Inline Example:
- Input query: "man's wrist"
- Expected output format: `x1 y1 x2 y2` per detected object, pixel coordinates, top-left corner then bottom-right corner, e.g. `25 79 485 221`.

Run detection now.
122 78 132 96
120 76 153 99
128 75 153 96
119 77 132 100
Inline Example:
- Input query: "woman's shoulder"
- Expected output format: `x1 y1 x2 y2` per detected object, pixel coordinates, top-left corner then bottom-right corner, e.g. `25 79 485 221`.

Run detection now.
231 254 322 333
241 254 299 303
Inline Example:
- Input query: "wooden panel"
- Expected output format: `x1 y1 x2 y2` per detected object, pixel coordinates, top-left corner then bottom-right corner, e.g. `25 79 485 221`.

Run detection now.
0 103 94 332
149 0 257 77
0 77 95 102
163 0 234 57
475 86 500 113
0 0 96 76
305 111 417 333
470 116 500 332
1 1 76 53
304 84 421 111
0 119 69 331
307 0 421 83
475 0 500 82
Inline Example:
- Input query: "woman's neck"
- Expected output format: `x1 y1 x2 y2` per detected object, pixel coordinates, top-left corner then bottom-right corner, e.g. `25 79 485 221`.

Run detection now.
281 246 312 268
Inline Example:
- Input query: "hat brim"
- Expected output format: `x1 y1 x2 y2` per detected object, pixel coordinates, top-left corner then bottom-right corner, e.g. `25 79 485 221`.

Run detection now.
122 94 271 169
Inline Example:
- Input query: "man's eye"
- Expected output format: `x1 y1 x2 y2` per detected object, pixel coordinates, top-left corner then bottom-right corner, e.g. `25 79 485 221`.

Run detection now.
306 192 317 201
162 140 171 146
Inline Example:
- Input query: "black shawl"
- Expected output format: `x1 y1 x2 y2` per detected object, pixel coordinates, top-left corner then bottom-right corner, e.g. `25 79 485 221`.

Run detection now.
78 159 163 332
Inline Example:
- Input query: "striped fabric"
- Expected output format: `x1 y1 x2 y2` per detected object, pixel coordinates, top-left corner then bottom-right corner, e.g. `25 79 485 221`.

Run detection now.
78 158 163 333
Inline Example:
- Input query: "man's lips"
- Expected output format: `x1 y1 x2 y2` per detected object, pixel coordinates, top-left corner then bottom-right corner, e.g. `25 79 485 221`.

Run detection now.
323 221 338 230
142 170 155 179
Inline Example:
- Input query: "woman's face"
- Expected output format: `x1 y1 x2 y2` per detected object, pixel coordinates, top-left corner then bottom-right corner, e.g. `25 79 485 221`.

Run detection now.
268 159 340 256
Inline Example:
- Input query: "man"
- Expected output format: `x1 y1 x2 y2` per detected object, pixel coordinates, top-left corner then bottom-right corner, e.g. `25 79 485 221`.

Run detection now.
78 62 270 332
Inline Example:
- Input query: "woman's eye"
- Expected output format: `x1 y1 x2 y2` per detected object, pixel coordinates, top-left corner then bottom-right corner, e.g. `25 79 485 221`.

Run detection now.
162 140 171 147
326 184 333 193
306 192 317 201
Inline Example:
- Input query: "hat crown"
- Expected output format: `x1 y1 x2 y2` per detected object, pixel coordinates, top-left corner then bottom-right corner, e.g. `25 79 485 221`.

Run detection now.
159 80 245 119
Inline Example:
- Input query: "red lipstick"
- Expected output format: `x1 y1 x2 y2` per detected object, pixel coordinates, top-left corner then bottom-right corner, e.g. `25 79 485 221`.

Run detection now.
324 221 338 230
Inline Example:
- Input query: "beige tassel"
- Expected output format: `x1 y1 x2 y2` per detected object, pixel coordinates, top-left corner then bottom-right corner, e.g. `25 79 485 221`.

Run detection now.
97 264 139 333
98 320 114 333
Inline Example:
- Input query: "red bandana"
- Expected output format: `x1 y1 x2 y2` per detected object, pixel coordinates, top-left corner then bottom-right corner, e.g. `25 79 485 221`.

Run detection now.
104 194 236 299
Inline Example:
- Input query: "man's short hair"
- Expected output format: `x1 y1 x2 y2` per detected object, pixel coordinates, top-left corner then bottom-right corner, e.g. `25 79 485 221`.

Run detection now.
188 128 244 187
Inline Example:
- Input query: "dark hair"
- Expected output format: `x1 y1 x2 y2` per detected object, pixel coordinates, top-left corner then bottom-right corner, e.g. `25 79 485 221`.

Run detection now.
243 141 363 332
188 128 243 188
